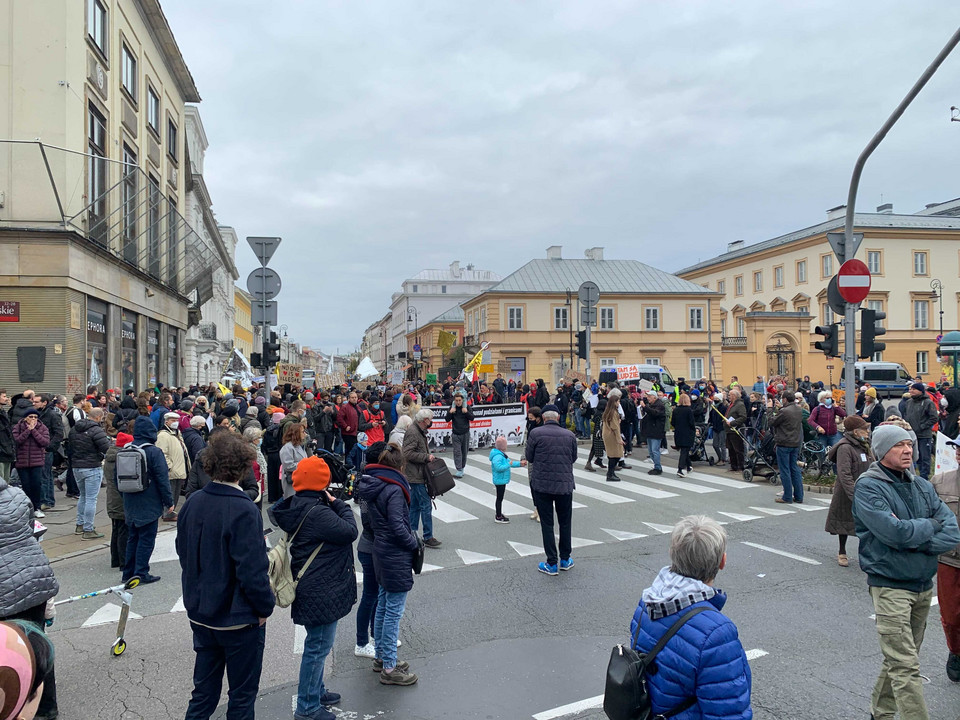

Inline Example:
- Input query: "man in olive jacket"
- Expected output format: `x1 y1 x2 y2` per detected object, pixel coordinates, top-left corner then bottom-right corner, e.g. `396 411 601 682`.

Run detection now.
402 409 440 548
853 425 960 719
769 392 803 504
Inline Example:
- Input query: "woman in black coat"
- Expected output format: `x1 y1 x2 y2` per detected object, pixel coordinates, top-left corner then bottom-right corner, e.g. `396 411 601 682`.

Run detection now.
353 443 420 686
271 454 358 719
671 393 696 476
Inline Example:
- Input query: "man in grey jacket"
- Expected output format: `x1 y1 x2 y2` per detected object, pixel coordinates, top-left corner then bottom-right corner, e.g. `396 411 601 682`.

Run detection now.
903 382 938 479
402 409 440 548
769 391 804 504
853 424 960 720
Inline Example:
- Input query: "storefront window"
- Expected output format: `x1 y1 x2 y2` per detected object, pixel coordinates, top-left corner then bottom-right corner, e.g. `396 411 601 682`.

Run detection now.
121 309 137 393
167 331 178 388
86 299 107 391
147 320 160 388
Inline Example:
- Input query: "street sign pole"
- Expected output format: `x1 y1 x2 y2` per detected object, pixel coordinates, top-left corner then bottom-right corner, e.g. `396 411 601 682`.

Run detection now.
578 282 600 383
246 236 281 390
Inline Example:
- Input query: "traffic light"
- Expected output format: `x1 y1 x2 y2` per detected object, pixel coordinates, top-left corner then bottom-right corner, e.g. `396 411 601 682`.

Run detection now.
250 352 262 368
576 330 587 360
814 323 840 357
859 309 887 359
262 331 280 366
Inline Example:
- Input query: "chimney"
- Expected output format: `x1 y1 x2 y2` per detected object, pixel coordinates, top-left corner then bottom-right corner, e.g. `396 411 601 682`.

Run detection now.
449 260 461 277
727 240 744 252
546 245 562 260
584 247 604 261
876 203 893 214
826 204 846 220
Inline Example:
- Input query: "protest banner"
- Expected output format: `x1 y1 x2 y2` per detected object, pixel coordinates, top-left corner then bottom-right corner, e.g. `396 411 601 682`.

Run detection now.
638 379 654 392
426 402 527 450
935 431 959 475
564 369 587 384
276 363 303 384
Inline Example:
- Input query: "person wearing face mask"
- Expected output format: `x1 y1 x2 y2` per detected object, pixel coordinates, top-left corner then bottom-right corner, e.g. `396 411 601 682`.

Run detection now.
156 412 191 522
364 400 386 446
824 415 873 567
808 390 846 449
445 394 474 479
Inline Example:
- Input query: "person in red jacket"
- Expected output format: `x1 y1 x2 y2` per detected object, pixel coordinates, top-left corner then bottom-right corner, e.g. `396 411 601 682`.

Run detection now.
336 392 368 458
364 400 386 445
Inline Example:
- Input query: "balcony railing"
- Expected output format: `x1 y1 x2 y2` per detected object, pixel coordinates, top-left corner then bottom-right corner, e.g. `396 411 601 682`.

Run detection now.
721 335 748 348
0 140 216 299
199 322 217 341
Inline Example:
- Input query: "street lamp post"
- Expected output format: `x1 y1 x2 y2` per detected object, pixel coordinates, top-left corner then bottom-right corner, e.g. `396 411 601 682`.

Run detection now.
931 278 944 340
407 304 419 379
279 324 289 363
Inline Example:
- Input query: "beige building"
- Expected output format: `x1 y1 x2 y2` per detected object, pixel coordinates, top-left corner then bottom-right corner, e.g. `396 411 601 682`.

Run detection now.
233 286 254 361
461 246 722 386
0 0 215 393
405 306 464 380
677 202 960 384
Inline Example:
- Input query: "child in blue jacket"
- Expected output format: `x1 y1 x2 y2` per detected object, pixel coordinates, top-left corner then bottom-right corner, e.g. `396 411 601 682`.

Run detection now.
489 436 526 523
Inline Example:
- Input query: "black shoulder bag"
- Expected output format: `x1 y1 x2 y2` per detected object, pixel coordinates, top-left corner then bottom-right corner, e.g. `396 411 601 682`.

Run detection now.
603 606 711 720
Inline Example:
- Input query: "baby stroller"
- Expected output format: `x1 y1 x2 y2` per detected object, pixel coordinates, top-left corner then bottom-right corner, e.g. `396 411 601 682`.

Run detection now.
688 423 714 466
738 408 780 484
313 448 357 500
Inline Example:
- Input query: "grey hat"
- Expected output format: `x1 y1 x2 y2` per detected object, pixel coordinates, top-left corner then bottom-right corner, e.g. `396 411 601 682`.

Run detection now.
180 399 194 411
246 405 259 417
872 424 911 461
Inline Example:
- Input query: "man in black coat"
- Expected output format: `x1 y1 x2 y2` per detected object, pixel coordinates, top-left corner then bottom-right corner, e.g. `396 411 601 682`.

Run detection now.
0 389 14 482
640 390 666 475
35 393 64 510
68 408 111 537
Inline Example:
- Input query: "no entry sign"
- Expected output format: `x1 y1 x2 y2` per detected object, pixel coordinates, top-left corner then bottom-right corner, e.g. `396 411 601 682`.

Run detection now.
837 259 871 304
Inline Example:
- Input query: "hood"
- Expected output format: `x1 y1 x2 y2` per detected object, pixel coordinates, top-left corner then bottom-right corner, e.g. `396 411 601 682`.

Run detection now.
641 566 726 620
133 416 158 443
120 395 138 410
13 397 32 410
116 432 134 447
355 464 411 504
827 433 871 462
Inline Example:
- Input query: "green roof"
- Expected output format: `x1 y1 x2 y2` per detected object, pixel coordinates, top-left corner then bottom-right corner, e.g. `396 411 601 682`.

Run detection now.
428 305 465 323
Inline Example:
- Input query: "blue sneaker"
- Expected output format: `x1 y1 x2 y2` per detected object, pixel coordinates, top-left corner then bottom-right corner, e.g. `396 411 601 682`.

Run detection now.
559 558 574 571
454 470 464 478
538 561 558 576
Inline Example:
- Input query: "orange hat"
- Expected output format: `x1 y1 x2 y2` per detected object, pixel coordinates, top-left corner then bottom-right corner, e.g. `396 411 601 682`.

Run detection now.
292 455 331 493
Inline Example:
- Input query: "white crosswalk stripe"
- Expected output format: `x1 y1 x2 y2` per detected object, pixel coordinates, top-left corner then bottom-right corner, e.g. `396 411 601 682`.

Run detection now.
446 474 531 517
601 527 648 541
457 549 501 565
572 466 677 500
717 511 763 522
749 506 796 516
634 460 757 489
461 459 588 508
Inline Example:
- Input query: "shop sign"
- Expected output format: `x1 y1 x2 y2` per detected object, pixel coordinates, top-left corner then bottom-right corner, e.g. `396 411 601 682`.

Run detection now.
0 301 20 322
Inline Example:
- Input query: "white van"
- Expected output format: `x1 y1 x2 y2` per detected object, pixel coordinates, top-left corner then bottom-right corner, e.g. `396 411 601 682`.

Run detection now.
840 362 912 399
601 364 677 395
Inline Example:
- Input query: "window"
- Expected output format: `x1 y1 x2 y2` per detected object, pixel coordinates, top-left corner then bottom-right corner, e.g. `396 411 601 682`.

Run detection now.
167 118 178 162
166 195 178 286
917 351 929 375
823 304 834 325
797 305 808 315
644 357 661 366
599 358 617 368
753 271 762 292
553 307 568 330
717 280 725 294
796 260 807 283
88 0 107 55
872 351 883 362
914 251 928 276
867 251 881 274
734 275 743 296
736 317 745 336
121 144 138 264
441 285 447 294
644 307 659 331
479 307 486 332
600 307 614 330
689 307 704 331
867 300 884 329
821 254 833 278
914 300 929 329
507 306 523 330
720 318 727 336
147 88 160 133
774 266 784 288
689 357 704 380
121 44 137 101
147 175 161 278
86 104 107 245
411 284 418 293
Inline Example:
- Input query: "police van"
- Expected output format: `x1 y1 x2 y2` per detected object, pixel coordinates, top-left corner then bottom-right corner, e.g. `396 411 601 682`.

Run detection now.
599 363 677 395
840 361 913 399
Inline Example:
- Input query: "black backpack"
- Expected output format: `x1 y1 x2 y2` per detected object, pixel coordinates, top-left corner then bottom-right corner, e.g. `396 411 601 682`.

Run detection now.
603 606 711 720
262 424 283 454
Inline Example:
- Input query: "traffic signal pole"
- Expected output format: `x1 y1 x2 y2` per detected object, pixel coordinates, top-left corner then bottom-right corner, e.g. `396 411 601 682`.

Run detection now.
839 25 960 412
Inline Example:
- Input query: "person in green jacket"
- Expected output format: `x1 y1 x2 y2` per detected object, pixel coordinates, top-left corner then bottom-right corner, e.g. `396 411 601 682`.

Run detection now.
489 436 526 524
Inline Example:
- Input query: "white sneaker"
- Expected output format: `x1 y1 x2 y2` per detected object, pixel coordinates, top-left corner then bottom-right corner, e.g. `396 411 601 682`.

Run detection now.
34 510 45 518
397 636 402 647
354 642 376 658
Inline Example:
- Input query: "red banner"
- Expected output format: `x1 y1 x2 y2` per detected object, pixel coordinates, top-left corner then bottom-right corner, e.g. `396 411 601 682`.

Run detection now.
0 301 19 322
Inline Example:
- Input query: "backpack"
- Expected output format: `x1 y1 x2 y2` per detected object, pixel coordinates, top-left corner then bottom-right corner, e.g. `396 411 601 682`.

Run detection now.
267 503 323 608
116 442 152 493
262 424 283 454
603 606 711 720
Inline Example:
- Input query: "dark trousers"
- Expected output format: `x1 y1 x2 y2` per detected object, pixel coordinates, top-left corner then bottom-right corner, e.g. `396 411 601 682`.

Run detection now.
110 518 129 568
532 490 573 566
64 458 80 495
356 550 378 646
1 602 58 717
123 520 158 581
185 622 265 720
726 432 745 471
678 446 691 472
266 452 282 503
343 434 358 459
917 437 934 479
319 431 335 452
17 465 44 511
495 484 506 517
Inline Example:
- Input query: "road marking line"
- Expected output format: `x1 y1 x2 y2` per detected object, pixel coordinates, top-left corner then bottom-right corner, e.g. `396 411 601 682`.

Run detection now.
508 541 543 557
717 511 763 522
171 596 185 613
616 464 720 494
636 460 756 489
745 648 769 660
532 694 604 720
740 541 822 565
812 497 833 505
601 527 648 541
749 506 796 516
430 497 478 523
570 536 604 548
793 504 826 512
448 472 530 516
456 548 501 565
573 467 678 500
643 522 675 534
81 602 142 628
464 458 589 507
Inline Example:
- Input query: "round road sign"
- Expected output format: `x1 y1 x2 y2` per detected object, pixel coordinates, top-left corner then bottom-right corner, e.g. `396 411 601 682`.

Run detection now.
578 281 600 306
837 259 871 304
247 267 282 300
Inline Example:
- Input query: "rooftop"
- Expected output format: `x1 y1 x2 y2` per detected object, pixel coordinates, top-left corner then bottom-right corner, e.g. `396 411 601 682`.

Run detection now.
428 306 465 324
408 260 501 283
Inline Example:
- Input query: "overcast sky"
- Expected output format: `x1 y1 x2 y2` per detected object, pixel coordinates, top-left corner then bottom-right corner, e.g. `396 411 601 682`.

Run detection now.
163 1 960 354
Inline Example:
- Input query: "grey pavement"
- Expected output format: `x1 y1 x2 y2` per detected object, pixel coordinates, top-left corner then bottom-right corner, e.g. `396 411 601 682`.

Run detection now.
43 445 960 719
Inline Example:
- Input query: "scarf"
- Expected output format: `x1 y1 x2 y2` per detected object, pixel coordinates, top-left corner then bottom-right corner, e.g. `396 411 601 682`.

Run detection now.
641 566 719 620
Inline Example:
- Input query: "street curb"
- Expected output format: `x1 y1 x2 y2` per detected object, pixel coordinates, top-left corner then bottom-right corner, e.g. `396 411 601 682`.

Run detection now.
803 483 835 494
47 524 177 564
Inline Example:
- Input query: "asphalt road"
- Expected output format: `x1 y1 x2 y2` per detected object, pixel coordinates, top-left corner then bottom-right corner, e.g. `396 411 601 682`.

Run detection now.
43 446 960 719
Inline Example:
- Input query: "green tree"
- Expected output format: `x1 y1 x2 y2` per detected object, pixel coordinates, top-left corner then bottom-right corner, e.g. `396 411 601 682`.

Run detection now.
448 345 466 369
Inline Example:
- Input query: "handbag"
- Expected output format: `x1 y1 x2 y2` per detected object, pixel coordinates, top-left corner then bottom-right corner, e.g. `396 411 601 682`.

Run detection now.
603 606 711 720
412 535 425 575
424 457 456 498
267 503 324 609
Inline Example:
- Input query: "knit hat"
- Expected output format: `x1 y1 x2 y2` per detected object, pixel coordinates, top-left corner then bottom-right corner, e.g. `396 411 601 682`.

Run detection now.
254 396 266 406
872 424 911 461
842 415 868 433
291 455 331 492
911 382 926 393
864 387 877 399
180 399 194 411
271 412 285 424
304 392 314 401
246 405 259 417
542 403 561 415
22 408 38 418
115 431 134 447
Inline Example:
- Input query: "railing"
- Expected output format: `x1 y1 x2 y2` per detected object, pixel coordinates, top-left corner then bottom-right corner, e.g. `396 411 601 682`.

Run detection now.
199 322 217 340
0 140 216 298
463 334 478 347
721 335 748 348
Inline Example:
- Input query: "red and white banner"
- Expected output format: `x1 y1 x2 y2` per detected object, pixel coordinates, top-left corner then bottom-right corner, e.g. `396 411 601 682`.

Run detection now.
426 402 527 450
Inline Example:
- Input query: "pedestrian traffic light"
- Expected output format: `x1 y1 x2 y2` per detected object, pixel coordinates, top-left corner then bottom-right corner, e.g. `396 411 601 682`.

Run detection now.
250 352 262 368
859 309 886 359
814 323 839 357
576 330 587 360
262 331 280 366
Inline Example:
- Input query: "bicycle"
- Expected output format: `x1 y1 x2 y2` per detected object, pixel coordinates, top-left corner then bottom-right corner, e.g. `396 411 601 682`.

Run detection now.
798 440 827 483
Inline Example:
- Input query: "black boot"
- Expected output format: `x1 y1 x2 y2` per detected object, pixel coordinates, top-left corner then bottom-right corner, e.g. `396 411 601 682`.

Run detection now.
596 458 606 468
948 653 960 682
606 461 621 482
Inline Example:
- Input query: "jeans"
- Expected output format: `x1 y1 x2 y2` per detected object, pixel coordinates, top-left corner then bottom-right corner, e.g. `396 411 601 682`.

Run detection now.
824 432 842 448
916 437 933 480
17 465 43 511
74 466 102 531
111 518 129 568
532 490 573 566
41 451 55 506
452 432 469 471
297 621 338 717
776 445 803 503
409 483 433 540
574 408 585 437
186 622 265 720
648 438 662 470
712 428 727 462
356 550 378 646
374 587 408 670
123 520 158 581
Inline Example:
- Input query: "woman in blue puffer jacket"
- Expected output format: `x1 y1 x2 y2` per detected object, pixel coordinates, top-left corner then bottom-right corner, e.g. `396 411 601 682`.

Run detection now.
630 515 752 720
488 436 526 524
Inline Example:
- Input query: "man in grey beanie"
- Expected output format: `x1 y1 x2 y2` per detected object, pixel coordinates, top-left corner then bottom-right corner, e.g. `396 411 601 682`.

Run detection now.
853 423 960 720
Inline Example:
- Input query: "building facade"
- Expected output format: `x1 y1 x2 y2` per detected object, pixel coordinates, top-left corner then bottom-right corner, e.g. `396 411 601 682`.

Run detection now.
676 202 960 384
0 0 215 394
233 286 254 361
461 246 722 386
405 306 464 379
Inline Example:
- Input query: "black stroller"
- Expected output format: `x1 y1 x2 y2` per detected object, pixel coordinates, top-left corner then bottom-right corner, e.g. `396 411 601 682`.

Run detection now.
688 423 714 466
738 408 780 484
313 448 357 500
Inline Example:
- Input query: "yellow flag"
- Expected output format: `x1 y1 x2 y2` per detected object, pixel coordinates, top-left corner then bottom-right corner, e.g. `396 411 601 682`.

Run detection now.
437 330 456 354
463 347 483 375
217 382 231 396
